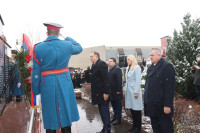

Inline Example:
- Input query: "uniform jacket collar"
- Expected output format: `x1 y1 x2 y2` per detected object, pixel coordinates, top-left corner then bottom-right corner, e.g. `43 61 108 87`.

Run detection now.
45 36 59 41
148 58 164 77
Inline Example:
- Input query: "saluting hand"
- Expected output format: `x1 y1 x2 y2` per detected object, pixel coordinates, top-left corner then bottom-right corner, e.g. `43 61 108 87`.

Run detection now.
103 94 109 101
164 106 171 114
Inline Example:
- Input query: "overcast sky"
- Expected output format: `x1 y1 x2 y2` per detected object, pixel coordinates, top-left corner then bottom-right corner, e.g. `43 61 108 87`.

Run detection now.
1 0 200 49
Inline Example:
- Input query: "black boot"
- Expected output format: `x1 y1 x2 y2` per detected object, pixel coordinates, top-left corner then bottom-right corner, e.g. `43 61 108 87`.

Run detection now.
127 127 135 133
61 126 71 133
130 109 142 133
132 128 141 133
110 118 115 123
46 129 56 133
16 96 22 102
112 119 121 125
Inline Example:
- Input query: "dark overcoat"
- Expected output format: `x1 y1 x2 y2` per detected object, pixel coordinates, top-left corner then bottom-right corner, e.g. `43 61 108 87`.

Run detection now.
193 62 200 85
91 59 110 105
108 65 123 101
144 58 175 118
84 69 91 83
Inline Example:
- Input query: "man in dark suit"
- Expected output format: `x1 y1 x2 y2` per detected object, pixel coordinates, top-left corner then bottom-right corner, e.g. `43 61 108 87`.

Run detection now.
90 51 111 133
108 58 123 125
144 48 175 133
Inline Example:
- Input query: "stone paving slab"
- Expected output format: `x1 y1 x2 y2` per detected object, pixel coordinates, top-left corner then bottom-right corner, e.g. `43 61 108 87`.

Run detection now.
0 100 78 133
0 101 30 133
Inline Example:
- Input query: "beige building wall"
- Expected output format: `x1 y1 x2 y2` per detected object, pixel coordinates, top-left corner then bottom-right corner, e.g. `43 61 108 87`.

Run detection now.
69 45 106 70
68 45 161 70
105 46 160 50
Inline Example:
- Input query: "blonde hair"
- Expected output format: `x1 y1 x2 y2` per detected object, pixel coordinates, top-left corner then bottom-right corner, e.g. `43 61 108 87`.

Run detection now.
127 55 138 70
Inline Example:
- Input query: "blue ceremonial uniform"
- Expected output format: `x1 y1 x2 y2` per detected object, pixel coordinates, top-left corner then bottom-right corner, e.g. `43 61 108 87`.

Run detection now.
13 62 24 96
32 36 82 130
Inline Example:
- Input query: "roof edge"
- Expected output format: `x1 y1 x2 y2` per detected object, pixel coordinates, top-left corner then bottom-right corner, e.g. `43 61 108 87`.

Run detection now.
0 15 5 25
0 36 11 48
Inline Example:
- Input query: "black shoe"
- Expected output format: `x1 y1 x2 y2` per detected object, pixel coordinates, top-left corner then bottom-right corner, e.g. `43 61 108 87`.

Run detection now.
112 119 121 125
132 128 141 133
127 127 135 133
46 129 56 133
16 96 22 102
110 118 115 123
96 129 111 133
61 126 71 133
96 129 104 133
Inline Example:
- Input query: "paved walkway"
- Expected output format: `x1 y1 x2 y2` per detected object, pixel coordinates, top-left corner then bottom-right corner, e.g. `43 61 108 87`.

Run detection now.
0 101 30 133
76 98 131 133
39 98 152 133
76 98 151 133
0 95 152 133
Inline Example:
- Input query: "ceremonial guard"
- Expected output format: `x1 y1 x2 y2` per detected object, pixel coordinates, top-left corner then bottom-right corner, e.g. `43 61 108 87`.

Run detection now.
13 61 24 102
32 22 82 133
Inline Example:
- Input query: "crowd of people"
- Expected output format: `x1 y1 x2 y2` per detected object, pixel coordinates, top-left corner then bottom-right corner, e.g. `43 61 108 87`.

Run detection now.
30 22 200 133
68 66 92 89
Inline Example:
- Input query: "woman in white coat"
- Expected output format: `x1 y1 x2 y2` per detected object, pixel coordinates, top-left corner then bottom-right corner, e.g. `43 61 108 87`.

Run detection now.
125 55 143 133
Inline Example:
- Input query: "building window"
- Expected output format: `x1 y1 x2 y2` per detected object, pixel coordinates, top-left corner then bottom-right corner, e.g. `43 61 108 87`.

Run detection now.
136 48 142 62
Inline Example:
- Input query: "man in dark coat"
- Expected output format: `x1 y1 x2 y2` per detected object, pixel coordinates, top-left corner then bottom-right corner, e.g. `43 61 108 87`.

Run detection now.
84 66 91 83
191 54 200 108
90 51 111 133
108 58 123 125
144 48 175 133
